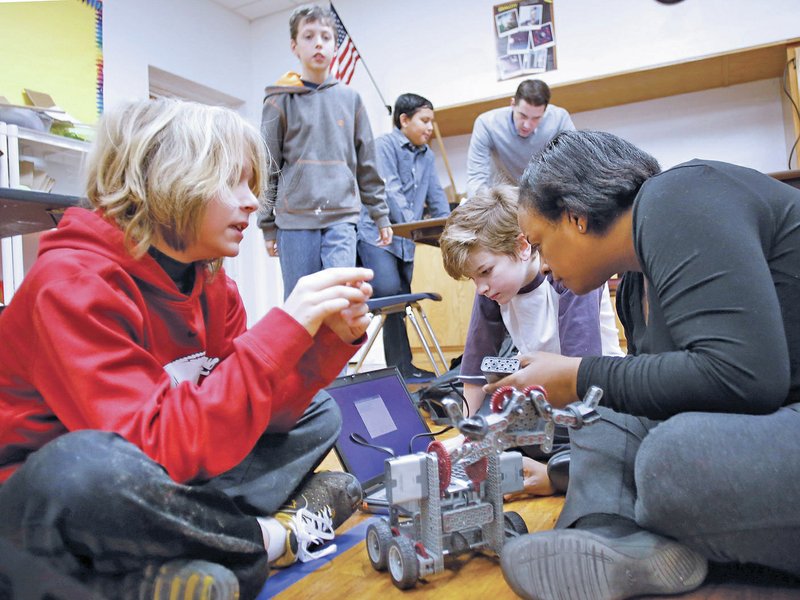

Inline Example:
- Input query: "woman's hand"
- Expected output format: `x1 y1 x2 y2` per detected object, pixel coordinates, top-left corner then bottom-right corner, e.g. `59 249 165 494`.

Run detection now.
483 351 581 408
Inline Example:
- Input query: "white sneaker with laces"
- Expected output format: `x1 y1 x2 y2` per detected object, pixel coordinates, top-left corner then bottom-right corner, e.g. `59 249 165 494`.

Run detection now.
273 506 337 566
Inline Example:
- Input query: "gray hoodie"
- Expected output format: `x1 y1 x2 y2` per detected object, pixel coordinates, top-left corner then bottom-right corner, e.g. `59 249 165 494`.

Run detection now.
257 74 390 240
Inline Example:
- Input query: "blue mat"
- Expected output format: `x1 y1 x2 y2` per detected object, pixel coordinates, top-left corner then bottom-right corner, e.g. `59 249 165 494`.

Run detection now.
256 517 377 598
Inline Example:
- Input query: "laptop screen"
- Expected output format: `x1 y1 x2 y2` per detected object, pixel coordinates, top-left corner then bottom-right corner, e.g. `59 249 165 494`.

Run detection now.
326 367 432 492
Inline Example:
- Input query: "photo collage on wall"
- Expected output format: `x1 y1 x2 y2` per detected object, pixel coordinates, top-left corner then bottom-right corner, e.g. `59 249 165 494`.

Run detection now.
493 0 556 81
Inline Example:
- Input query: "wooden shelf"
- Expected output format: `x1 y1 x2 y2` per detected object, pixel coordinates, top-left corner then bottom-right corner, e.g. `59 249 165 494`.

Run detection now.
435 39 800 138
771 169 800 189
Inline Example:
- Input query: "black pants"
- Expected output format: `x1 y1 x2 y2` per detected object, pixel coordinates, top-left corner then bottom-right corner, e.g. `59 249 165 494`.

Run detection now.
357 241 415 374
0 392 341 600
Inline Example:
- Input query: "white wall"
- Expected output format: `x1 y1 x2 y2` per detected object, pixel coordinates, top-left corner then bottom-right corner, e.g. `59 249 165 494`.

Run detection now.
99 0 800 323
251 0 799 183
104 0 283 324
434 78 791 193
103 0 252 110
325 0 800 112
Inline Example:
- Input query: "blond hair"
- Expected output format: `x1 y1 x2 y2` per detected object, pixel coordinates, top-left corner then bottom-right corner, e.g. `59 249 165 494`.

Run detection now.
439 184 523 280
85 98 267 271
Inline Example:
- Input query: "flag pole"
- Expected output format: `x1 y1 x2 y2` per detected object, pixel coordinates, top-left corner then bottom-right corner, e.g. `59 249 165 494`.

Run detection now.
330 2 391 115
432 121 459 201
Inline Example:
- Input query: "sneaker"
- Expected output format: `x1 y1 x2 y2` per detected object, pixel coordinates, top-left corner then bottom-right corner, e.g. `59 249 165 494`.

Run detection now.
145 559 239 600
272 507 336 566
280 471 362 530
401 366 436 382
271 471 362 567
500 529 708 600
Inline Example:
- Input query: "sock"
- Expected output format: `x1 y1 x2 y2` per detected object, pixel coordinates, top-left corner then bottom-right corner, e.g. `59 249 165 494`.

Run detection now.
256 516 289 562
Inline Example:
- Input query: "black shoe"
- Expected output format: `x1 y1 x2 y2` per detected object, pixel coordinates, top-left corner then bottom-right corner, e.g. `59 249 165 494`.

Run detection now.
400 366 436 382
500 529 707 600
546 449 570 493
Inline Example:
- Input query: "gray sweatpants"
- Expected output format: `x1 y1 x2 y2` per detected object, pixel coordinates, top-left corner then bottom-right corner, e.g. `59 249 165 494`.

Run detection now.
558 405 800 577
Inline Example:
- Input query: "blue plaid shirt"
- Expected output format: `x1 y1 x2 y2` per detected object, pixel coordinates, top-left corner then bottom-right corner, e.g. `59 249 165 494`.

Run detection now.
358 128 450 260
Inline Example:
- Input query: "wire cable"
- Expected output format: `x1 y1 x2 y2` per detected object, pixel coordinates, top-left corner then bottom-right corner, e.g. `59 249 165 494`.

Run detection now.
448 380 470 418
598 415 645 442
409 426 452 454
782 57 800 170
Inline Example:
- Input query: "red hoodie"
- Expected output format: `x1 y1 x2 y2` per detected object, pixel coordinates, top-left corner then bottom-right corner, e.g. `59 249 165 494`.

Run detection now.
0 207 358 483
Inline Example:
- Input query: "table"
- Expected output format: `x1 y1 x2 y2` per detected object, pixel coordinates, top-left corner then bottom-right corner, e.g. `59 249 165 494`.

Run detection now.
391 217 447 246
0 187 82 238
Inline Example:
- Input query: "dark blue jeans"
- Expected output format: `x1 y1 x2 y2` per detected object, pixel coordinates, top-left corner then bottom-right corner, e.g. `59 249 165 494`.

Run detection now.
0 392 341 600
357 241 415 373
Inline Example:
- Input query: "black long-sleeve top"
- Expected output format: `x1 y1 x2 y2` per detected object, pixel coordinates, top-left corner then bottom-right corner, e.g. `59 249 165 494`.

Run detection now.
578 160 800 419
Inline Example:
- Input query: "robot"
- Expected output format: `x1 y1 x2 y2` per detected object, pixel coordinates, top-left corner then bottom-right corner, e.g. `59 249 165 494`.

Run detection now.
365 384 603 589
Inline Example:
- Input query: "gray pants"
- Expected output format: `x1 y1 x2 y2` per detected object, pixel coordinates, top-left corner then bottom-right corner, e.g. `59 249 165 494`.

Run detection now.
558 405 800 577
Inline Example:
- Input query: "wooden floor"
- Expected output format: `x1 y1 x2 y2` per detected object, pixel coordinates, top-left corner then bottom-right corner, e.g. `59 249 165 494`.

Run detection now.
267 409 800 600
269 494 800 600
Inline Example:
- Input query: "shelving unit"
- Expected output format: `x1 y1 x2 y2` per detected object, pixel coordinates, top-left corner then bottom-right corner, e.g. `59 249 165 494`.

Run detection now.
0 121 89 304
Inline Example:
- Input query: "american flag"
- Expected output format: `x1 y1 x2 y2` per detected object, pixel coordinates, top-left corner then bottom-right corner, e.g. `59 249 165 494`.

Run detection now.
328 4 360 84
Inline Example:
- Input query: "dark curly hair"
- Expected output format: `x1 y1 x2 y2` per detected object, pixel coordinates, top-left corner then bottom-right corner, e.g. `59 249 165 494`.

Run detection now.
518 130 661 234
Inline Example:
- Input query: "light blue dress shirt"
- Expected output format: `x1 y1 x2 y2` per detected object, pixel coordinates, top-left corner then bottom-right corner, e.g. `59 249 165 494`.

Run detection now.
358 127 450 261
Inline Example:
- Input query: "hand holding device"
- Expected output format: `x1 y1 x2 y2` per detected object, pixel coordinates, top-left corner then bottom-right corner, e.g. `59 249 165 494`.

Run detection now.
480 356 520 384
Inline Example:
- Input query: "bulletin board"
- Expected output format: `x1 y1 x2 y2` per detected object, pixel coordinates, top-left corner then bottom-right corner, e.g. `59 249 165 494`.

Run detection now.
493 0 556 81
0 0 103 124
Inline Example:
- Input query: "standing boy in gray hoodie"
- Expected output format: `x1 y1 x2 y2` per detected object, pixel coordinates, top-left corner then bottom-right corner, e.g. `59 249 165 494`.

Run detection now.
259 4 392 298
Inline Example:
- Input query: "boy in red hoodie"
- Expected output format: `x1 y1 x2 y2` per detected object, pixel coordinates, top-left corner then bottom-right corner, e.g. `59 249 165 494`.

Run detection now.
0 98 373 599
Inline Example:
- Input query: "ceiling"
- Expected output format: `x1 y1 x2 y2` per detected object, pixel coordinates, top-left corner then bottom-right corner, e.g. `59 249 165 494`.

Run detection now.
208 0 308 21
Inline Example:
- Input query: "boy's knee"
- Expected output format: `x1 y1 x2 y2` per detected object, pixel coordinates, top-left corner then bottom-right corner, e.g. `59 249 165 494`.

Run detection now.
317 389 342 421
309 391 342 438
14 431 157 510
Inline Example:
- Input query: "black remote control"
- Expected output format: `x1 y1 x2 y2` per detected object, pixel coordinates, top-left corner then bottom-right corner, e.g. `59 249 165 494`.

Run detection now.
480 356 520 383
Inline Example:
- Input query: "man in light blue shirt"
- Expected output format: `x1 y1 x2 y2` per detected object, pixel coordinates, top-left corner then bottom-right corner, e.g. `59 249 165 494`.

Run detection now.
358 94 451 381
466 80 575 198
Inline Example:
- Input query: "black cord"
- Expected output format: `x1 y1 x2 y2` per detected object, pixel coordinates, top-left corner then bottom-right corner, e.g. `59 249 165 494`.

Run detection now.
349 433 395 457
782 57 800 170
448 380 470 418
598 415 645 442
409 426 453 454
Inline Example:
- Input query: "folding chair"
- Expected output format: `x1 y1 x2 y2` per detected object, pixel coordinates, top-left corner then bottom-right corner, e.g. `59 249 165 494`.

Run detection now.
353 292 448 376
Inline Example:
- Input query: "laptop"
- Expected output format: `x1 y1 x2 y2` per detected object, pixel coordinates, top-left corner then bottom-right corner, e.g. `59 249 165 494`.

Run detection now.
326 367 434 513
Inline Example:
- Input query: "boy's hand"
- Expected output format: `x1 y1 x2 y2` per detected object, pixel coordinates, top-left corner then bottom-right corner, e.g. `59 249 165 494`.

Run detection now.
323 278 374 343
483 351 581 408
376 226 393 246
504 457 555 500
265 239 278 257
283 268 374 340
